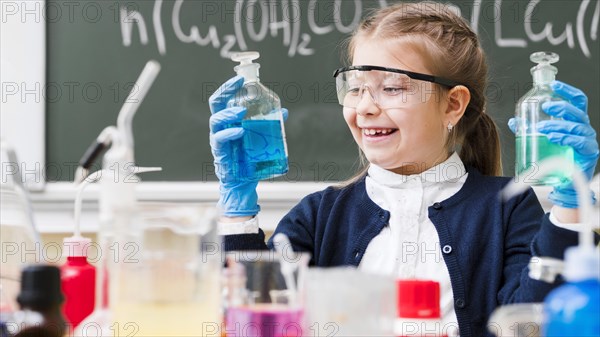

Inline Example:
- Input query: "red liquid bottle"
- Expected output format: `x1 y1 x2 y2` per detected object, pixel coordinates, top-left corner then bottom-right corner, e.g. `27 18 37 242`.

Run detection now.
60 236 95 329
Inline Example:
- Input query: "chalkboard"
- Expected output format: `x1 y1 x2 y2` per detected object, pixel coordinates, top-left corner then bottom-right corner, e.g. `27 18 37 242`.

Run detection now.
46 0 600 182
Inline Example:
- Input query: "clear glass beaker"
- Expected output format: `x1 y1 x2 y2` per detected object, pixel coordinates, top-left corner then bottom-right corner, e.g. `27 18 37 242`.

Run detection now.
109 202 222 336
488 303 543 337
303 267 396 336
224 250 310 337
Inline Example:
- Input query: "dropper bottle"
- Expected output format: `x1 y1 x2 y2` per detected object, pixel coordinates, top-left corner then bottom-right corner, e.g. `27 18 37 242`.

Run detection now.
72 167 160 337
542 245 600 336
72 60 161 337
60 179 98 329
226 51 289 180
515 51 574 185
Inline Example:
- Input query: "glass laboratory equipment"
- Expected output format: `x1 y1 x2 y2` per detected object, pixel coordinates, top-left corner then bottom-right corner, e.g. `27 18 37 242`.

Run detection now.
0 138 40 313
303 267 396 336
224 250 309 337
109 203 222 337
514 51 574 185
226 51 289 181
488 303 543 337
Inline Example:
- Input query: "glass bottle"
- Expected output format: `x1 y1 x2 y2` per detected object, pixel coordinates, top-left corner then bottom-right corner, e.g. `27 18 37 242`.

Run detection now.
13 265 66 337
224 251 310 337
515 52 574 185
226 51 289 181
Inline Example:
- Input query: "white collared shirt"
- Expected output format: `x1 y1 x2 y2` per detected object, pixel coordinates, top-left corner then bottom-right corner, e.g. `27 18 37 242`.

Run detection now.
360 152 467 328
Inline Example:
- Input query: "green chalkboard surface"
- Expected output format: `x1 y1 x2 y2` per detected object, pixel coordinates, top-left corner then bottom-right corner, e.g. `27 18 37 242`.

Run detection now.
47 0 599 181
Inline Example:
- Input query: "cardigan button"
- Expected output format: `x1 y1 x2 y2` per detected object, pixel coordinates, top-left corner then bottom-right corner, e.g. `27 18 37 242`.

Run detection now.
432 202 442 210
455 298 466 309
442 245 452 254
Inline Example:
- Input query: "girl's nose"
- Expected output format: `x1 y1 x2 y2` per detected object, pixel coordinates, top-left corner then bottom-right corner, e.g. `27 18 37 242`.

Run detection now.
355 87 382 116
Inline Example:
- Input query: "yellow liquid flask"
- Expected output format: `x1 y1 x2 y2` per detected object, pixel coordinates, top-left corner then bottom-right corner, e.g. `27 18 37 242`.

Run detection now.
515 52 574 185
110 203 222 337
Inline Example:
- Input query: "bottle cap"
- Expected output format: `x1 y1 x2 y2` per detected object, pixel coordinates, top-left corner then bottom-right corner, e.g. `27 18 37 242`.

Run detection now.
231 51 260 65
530 51 558 83
63 235 92 258
231 51 260 82
17 265 64 308
530 51 559 65
397 279 441 319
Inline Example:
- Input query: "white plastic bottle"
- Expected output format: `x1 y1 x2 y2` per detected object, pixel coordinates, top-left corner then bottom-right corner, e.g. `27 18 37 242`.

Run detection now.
226 51 289 180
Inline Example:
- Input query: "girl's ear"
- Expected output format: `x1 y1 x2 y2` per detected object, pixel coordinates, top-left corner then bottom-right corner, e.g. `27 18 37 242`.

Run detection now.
445 85 471 125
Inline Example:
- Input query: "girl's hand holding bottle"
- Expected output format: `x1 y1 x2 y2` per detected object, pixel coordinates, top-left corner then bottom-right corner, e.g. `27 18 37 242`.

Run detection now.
509 80 599 209
209 76 289 219
209 75 260 218
540 81 599 208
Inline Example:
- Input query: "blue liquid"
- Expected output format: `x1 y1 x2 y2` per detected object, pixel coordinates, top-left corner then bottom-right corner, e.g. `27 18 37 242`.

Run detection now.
543 279 600 336
231 119 288 181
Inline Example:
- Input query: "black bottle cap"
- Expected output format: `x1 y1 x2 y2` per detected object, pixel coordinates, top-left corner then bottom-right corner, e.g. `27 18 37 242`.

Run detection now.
17 265 64 308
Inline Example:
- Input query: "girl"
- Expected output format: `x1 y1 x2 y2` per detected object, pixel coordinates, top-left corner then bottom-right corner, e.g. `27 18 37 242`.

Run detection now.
208 2 599 336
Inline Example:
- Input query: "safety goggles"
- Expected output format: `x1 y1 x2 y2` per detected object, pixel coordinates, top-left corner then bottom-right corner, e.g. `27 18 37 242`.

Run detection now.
333 65 462 109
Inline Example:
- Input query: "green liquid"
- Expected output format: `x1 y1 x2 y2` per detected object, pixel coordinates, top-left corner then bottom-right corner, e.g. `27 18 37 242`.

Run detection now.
515 135 574 185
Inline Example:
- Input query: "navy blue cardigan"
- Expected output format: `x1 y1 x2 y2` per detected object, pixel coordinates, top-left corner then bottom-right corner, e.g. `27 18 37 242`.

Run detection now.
224 167 589 337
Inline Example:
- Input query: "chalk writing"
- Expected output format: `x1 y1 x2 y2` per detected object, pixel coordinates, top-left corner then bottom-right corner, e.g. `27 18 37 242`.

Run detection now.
119 0 599 58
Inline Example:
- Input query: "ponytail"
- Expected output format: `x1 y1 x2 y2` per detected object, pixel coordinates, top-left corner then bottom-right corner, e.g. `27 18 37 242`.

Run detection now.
457 112 502 176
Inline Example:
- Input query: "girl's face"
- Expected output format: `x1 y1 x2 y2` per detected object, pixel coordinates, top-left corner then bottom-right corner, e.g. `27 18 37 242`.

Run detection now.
343 38 454 175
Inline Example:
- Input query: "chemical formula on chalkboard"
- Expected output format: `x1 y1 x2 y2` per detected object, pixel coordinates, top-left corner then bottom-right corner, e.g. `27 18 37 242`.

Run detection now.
112 0 599 59
120 0 364 57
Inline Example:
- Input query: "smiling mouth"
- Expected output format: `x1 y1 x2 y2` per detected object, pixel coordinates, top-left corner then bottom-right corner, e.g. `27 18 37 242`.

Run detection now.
362 128 399 136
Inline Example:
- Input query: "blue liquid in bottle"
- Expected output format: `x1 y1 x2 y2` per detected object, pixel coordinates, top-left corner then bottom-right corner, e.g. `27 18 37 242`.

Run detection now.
227 52 288 181
230 119 288 181
542 246 600 337
543 280 600 336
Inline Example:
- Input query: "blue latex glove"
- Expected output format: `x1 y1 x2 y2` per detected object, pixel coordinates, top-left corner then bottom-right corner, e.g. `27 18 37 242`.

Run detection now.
542 81 599 208
209 76 259 217
209 76 289 217
508 81 599 208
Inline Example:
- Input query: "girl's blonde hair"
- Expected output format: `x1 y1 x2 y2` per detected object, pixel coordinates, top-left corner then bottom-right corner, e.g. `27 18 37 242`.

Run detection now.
341 2 502 185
